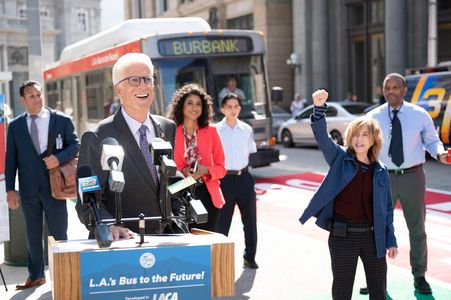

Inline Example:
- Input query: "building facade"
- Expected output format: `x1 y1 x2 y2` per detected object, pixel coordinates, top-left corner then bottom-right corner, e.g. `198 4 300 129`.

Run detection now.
293 0 451 104
0 0 100 116
124 0 294 107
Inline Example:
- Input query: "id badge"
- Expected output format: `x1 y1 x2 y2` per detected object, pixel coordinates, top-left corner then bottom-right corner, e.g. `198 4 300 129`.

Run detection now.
56 134 63 149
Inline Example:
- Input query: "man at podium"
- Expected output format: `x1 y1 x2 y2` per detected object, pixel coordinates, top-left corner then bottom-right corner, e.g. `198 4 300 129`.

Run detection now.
76 53 187 239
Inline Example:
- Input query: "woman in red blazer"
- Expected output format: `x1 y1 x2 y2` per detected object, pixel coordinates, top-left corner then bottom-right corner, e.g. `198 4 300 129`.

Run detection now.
167 84 226 232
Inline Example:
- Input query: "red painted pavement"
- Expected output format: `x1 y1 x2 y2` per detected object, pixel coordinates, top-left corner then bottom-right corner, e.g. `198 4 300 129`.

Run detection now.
255 172 451 284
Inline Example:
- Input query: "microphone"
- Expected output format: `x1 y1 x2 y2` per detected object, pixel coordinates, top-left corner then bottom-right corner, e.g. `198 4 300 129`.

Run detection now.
77 165 112 248
100 137 124 172
149 137 177 177
77 165 100 207
168 172 208 224
100 137 125 193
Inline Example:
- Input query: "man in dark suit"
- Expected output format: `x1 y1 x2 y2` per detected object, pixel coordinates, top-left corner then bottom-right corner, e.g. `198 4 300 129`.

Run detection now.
5 80 80 290
76 53 186 238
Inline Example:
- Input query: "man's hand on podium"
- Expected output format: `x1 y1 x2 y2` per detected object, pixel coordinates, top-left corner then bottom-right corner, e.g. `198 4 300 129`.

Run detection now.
109 225 135 240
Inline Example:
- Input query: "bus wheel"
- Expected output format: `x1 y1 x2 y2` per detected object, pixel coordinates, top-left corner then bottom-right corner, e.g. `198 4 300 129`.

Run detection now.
282 129 294 148
330 130 343 145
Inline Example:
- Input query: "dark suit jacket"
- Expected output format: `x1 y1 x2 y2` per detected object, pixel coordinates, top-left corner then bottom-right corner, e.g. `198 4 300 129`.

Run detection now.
75 108 184 234
5 108 80 198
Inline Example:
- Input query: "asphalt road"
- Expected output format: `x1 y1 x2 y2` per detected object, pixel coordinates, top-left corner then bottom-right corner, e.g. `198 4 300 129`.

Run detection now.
252 145 451 192
1 145 450 300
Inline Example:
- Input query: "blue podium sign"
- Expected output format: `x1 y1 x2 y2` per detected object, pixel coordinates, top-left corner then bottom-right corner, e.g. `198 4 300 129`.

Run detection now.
80 245 211 300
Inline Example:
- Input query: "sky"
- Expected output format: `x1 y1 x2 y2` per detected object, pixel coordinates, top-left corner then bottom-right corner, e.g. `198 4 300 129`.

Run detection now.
101 0 125 30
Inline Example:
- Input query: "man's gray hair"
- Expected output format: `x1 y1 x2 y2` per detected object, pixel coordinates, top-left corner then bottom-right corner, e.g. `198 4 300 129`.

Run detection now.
112 53 154 85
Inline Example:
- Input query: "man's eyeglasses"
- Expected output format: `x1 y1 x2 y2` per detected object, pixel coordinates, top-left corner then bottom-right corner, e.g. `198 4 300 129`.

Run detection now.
117 75 156 86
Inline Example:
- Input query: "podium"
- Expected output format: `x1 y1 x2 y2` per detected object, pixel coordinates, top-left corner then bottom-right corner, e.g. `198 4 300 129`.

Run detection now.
48 229 234 299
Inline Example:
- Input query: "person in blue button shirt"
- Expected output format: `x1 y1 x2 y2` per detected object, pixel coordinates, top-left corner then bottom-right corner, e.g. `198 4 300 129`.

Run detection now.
300 89 398 300
365 73 451 295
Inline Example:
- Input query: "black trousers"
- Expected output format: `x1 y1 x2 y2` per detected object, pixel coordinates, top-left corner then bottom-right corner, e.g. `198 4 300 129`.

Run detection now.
329 230 387 300
217 172 257 262
190 183 220 232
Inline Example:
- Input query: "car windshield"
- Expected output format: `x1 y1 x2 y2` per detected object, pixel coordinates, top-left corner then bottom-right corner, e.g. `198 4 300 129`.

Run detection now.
341 103 370 115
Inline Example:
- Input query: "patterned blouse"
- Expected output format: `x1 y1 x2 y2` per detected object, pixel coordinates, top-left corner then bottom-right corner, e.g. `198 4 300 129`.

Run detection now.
183 126 201 169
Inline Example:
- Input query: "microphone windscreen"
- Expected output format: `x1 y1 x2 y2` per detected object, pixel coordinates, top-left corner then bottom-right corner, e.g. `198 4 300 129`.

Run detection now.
77 164 93 178
101 137 119 146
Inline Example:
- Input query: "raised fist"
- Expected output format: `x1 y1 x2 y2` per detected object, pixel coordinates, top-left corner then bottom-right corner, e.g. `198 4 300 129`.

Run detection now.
312 89 329 107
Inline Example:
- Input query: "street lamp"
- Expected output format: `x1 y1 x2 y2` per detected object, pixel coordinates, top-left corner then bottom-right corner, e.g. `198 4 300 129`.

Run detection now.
286 53 301 72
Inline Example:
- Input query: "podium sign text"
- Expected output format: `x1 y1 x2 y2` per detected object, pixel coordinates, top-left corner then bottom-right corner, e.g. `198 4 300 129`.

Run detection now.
80 245 211 300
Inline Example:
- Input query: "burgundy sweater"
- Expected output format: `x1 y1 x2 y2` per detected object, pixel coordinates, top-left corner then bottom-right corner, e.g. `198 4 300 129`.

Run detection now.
334 161 374 224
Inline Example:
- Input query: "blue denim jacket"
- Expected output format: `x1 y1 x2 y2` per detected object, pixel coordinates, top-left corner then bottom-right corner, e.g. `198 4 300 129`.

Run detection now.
299 117 397 258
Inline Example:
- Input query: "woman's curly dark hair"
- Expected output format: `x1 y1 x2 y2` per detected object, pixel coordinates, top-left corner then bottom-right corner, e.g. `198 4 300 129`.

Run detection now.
167 83 214 128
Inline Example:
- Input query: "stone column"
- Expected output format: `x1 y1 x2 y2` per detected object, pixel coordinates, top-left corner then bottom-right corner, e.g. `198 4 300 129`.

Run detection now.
385 0 406 74
311 0 329 91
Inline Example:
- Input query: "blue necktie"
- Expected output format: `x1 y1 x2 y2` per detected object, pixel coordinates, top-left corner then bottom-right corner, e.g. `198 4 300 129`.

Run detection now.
389 110 404 167
30 115 41 153
138 125 159 186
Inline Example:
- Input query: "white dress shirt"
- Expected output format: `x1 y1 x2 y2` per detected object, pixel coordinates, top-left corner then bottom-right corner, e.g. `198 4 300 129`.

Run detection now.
121 108 156 145
216 118 256 170
366 101 445 170
27 108 50 154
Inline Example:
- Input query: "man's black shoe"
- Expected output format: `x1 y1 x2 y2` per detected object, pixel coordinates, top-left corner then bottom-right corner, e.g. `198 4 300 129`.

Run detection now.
359 286 369 295
243 259 259 269
414 277 432 294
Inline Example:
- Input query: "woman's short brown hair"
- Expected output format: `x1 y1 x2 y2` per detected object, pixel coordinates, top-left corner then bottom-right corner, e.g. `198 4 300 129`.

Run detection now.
166 83 214 128
344 116 383 163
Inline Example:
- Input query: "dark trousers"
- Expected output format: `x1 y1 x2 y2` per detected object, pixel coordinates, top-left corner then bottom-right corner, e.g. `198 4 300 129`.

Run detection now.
329 231 387 300
389 166 427 277
21 191 68 279
217 172 257 262
190 183 220 232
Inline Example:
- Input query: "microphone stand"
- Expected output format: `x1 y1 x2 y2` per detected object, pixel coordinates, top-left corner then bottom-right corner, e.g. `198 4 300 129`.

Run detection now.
107 160 125 227
157 155 177 232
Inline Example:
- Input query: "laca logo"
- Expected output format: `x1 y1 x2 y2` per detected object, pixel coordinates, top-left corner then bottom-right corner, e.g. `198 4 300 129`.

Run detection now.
139 252 156 269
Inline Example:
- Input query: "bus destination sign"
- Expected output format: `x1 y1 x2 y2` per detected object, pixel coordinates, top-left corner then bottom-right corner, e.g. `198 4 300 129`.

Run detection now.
158 37 252 56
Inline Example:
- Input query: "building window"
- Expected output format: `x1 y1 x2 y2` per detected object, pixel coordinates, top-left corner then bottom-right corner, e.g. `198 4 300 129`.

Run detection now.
18 4 26 18
369 0 384 24
227 14 253 30
156 0 168 16
40 7 50 19
209 7 218 29
351 4 364 26
347 0 384 103
438 0 451 61
438 1 451 11
76 9 89 33
17 5 50 19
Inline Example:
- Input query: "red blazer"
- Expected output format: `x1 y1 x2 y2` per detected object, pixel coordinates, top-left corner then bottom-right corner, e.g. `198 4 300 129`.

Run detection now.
174 125 226 208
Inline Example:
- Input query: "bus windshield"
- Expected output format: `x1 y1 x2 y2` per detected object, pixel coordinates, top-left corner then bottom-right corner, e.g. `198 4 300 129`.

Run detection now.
153 55 267 120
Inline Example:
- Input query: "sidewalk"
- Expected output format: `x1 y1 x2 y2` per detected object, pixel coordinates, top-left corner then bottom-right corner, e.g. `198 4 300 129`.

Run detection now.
1 169 451 299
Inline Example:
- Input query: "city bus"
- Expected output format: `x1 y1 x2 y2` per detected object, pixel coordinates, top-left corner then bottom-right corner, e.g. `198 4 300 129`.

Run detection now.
405 64 451 145
43 18 279 167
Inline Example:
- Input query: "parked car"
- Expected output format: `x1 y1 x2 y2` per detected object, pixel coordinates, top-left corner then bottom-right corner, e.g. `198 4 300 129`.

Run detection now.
277 102 371 147
271 104 292 139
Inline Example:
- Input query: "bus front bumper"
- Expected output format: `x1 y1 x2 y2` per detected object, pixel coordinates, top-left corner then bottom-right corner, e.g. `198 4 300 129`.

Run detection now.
249 148 280 168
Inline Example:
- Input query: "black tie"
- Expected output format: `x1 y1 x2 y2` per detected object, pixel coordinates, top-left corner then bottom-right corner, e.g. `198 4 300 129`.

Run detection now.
389 110 404 167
